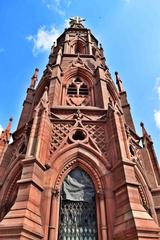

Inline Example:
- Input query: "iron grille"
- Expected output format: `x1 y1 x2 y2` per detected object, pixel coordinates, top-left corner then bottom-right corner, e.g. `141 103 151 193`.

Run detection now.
58 200 98 240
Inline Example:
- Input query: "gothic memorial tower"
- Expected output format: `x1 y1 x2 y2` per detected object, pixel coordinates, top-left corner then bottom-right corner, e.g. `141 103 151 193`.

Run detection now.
0 17 160 240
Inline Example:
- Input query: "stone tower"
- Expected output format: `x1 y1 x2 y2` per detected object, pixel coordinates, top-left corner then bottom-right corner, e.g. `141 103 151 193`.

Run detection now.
0 17 160 240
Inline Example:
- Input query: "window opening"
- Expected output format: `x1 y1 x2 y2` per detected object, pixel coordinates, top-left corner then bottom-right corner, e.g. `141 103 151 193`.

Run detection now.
67 79 88 97
72 129 86 141
67 83 77 95
75 41 84 54
74 77 82 83
79 83 88 96
58 168 98 239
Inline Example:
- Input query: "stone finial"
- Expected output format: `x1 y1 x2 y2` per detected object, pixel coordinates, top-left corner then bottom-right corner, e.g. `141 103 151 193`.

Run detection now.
51 42 55 54
40 86 48 107
140 122 152 144
99 43 105 62
140 122 147 136
35 86 49 113
0 118 13 144
30 68 39 89
56 46 63 65
69 16 85 28
115 71 124 93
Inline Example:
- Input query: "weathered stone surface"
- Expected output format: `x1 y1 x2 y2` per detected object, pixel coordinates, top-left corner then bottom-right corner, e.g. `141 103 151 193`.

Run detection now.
0 17 160 240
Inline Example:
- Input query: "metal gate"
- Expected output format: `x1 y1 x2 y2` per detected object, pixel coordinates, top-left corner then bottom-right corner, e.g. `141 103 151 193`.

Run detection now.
59 200 97 239
58 168 98 240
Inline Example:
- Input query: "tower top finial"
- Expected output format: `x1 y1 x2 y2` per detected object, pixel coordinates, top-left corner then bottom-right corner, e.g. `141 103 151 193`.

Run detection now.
69 16 85 28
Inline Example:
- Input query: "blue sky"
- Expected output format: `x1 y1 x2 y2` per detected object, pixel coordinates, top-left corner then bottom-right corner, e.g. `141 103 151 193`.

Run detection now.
0 0 160 159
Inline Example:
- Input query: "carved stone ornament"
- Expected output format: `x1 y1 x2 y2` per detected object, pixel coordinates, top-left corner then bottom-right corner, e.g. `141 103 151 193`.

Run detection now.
52 188 60 198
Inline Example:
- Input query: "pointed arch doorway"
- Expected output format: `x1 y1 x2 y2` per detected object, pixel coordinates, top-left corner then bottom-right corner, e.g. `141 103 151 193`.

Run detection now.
58 167 98 239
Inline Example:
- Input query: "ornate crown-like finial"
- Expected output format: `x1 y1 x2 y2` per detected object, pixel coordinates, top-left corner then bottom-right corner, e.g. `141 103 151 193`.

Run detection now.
69 16 85 28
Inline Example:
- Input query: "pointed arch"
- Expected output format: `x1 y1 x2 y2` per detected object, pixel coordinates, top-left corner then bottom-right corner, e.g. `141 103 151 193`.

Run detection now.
63 66 94 86
47 144 109 240
49 142 111 188
0 159 22 221
135 164 158 223
70 38 87 54
62 67 95 106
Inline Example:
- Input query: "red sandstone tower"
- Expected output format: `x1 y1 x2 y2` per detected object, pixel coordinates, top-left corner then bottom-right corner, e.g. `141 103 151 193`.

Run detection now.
0 17 160 240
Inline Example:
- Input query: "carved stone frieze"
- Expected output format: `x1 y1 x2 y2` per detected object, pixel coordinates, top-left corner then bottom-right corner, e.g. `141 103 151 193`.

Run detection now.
50 108 107 122
50 122 73 153
49 109 110 162
83 123 108 159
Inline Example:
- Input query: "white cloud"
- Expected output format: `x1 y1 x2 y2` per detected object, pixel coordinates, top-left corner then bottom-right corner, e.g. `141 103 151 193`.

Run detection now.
42 0 73 15
154 77 160 129
26 25 61 55
154 110 160 128
0 124 3 134
157 86 160 100
42 0 65 16
64 19 70 28
155 76 160 100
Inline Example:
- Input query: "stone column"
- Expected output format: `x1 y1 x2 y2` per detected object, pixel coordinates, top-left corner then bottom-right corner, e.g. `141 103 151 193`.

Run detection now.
41 187 53 240
97 190 108 239
88 30 92 55
48 189 60 240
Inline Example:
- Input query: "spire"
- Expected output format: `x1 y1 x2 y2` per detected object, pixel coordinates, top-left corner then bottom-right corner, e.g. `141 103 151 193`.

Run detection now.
35 86 49 112
99 43 107 69
17 69 39 130
115 71 135 131
0 118 12 144
41 86 49 109
69 16 85 28
115 71 124 93
99 44 104 55
29 68 39 89
51 42 55 53
140 122 152 146
56 46 62 65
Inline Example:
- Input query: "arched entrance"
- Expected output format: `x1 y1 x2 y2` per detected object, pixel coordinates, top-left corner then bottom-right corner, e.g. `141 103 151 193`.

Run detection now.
58 167 97 239
48 146 109 240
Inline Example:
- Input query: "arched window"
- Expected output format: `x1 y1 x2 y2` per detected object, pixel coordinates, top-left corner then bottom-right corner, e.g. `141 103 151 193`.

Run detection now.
58 167 98 239
79 83 88 96
75 40 85 54
67 78 88 97
74 77 82 83
67 83 77 95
